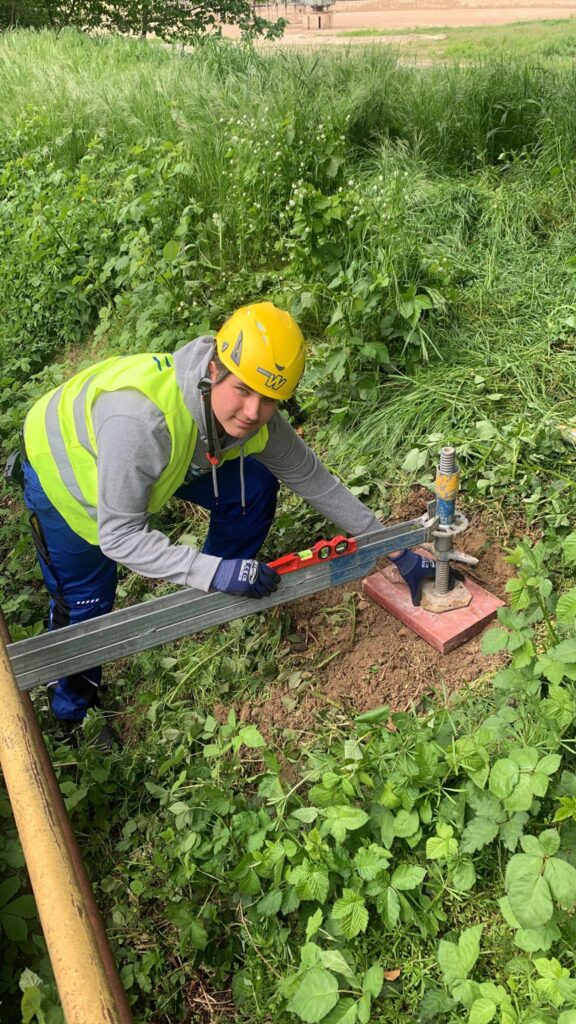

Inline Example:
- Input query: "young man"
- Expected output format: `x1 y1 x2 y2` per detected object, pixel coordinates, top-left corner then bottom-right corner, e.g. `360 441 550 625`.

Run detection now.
22 302 437 741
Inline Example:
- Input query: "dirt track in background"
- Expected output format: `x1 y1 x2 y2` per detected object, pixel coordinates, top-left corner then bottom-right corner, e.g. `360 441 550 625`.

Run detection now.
223 2 576 41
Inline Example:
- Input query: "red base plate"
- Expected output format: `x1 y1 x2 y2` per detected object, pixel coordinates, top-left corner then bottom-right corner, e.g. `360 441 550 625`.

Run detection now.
362 560 505 654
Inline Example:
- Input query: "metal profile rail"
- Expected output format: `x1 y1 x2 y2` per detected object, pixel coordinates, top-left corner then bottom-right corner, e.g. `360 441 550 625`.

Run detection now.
7 515 436 691
0 610 133 1023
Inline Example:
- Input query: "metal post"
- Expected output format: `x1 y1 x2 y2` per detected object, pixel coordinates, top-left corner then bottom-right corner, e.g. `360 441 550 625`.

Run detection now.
0 610 133 1024
434 446 459 595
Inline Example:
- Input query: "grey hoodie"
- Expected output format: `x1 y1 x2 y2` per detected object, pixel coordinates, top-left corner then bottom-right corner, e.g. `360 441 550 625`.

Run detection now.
92 336 380 591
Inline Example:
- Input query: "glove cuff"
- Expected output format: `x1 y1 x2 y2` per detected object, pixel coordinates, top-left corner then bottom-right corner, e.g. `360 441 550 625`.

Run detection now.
211 559 235 591
388 548 419 574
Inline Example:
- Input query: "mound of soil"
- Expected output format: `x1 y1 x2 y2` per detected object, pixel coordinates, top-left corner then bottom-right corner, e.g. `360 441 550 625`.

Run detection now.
219 490 520 744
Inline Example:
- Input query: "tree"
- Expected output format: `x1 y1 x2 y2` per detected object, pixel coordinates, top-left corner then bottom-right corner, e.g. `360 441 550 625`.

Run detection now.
0 0 49 28
1 0 285 40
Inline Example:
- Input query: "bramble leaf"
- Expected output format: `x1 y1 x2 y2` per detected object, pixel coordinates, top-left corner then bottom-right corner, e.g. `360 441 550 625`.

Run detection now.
543 857 576 910
438 925 483 987
320 998 357 1024
481 628 509 654
320 806 369 842
461 816 499 854
391 864 426 891
452 859 476 892
505 854 553 928
489 760 520 800
362 965 383 998
470 997 497 1024
332 890 369 939
393 810 419 838
353 845 391 881
287 967 339 1023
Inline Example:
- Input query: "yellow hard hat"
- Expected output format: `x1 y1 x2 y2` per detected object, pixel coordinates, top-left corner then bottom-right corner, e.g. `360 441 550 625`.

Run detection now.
215 301 306 400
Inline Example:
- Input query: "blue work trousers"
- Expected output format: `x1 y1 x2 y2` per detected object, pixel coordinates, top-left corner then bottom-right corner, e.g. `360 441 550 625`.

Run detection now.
23 458 278 721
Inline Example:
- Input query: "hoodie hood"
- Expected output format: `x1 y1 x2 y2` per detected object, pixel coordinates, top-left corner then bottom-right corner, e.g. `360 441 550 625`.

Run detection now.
174 334 262 469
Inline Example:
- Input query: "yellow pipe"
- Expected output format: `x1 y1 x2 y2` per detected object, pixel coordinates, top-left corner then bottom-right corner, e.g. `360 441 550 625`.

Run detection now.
0 617 133 1024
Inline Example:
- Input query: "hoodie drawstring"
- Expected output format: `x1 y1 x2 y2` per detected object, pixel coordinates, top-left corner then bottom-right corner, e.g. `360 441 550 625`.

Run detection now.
198 377 246 513
199 379 220 506
240 448 246 515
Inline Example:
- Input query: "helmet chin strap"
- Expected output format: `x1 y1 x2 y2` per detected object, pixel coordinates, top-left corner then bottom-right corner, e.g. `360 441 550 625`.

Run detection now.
198 379 220 468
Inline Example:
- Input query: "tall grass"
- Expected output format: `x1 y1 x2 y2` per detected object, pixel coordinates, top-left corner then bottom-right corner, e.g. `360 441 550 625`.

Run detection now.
2 30 576 523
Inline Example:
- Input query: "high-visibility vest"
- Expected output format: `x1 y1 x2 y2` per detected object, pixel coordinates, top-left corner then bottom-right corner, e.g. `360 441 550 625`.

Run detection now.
24 353 269 544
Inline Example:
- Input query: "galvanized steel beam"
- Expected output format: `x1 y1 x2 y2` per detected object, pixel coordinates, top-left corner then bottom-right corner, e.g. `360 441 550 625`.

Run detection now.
7 516 435 692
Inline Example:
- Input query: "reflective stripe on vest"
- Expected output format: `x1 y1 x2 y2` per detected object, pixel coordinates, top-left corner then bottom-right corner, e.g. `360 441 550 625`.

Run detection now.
24 353 269 544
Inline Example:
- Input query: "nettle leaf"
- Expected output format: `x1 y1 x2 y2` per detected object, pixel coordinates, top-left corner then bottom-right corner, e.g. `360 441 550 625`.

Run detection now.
461 816 499 854
357 993 371 1024
470 997 497 1024
438 924 483 987
391 864 426 891
287 967 339 1023
332 890 369 939
465 785 502 820
505 854 553 928
543 857 576 910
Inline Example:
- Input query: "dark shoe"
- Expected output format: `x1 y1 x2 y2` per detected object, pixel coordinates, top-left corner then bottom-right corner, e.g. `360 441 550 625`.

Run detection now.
54 718 81 748
91 721 121 753
52 715 121 753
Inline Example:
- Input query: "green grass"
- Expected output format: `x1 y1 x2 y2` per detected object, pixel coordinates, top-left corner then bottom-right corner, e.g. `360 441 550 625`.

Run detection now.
3 27 576 1024
337 17 576 64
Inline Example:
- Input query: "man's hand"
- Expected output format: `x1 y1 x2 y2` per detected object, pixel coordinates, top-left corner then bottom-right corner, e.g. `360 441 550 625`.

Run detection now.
211 558 280 599
389 549 463 607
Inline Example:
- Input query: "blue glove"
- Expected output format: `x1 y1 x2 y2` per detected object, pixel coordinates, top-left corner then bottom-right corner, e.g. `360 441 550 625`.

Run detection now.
211 558 280 599
389 549 463 607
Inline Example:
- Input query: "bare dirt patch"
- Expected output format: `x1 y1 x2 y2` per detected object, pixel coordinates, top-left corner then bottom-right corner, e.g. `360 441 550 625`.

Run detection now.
218 489 520 746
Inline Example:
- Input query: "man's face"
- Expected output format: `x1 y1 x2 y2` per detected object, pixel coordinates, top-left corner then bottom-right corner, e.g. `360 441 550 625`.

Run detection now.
209 362 278 438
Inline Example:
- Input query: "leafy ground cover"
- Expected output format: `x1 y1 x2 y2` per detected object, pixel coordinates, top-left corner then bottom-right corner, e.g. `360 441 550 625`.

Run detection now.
1 27 576 1024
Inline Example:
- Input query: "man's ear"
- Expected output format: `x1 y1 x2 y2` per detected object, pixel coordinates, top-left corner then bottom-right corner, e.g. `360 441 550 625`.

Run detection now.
208 360 218 384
